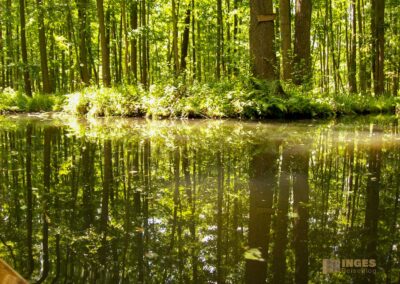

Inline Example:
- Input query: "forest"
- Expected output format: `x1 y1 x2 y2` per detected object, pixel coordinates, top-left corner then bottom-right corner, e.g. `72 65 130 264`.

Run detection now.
0 0 398 118
1 0 400 283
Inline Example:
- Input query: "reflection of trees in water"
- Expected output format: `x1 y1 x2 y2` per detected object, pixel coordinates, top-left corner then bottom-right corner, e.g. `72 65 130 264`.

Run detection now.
245 141 279 284
272 144 291 284
0 120 398 283
292 145 309 284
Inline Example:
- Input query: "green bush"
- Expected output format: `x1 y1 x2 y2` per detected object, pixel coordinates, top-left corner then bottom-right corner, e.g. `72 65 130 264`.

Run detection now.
1 80 398 119
0 88 62 113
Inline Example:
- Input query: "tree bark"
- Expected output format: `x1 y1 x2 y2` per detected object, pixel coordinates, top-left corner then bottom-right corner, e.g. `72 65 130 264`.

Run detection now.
5 0 13 88
191 0 197 79
36 0 52 93
249 0 277 80
280 0 292 80
0 23 4 88
293 0 312 85
181 8 191 71
77 0 91 85
96 0 111 87
172 0 179 74
19 0 32 97
357 0 367 92
371 0 385 95
217 0 223 79
349 0 357 93
130 1 138 81
233 0 240 75
141 0 148 87
122 0 129 79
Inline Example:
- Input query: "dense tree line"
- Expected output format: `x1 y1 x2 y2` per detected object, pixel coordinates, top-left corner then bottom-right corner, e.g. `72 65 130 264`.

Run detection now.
0 0 398 96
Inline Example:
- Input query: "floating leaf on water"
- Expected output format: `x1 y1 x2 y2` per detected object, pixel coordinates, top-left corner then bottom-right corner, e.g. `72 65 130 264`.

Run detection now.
244 248 265 262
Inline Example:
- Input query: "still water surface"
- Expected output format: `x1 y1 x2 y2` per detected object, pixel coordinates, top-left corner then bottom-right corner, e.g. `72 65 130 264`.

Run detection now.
0 114 399 283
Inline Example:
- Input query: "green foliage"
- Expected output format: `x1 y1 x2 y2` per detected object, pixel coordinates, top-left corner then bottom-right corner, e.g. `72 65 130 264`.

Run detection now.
64 85 142 117
2 78 398 119
0 88 63 113
1 115 399 282
333 93 399 115
60 79 398 119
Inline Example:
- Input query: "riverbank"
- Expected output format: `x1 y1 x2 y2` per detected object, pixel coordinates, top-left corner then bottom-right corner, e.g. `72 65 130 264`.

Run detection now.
1 81 398 119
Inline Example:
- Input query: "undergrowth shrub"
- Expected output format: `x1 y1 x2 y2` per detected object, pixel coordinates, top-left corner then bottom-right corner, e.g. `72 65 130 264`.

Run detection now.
2 80 397 118
0 88 62 113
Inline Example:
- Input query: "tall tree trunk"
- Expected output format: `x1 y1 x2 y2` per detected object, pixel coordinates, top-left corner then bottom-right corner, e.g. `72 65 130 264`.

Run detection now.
371 0 385 95
19 0 32 97
216 0 223 79
0 23 4 88
349 0 357 93
181 8 191 71
96 0 111 87
191 0 196 79
36 0 52 93
172 0 179 74
233 0 239 75
293 0 312 85
280 0 292 80
111 11 120 83
249 0 277 80
122 0 129 79
5 0 13 88
141 0 148 87
393 68 399 96
225 0 231 75
77 0 90 85
357 0 367 92
130 1 138 81
197 11 202 81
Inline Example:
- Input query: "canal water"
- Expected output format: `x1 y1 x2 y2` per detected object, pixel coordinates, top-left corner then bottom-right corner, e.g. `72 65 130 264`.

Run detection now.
0 114 399 283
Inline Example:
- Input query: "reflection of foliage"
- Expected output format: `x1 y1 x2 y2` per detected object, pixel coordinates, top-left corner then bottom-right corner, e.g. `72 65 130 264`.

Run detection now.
244 248 265 262
0 115 399 283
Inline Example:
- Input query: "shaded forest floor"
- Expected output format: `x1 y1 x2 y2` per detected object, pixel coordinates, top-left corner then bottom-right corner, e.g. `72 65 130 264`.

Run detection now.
1 80 399 119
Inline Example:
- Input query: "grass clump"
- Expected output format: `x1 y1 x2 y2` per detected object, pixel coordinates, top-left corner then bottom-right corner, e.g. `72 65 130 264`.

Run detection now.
0 87 63 113
333 93 398 115
3 80 398 119
64 85 142 117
